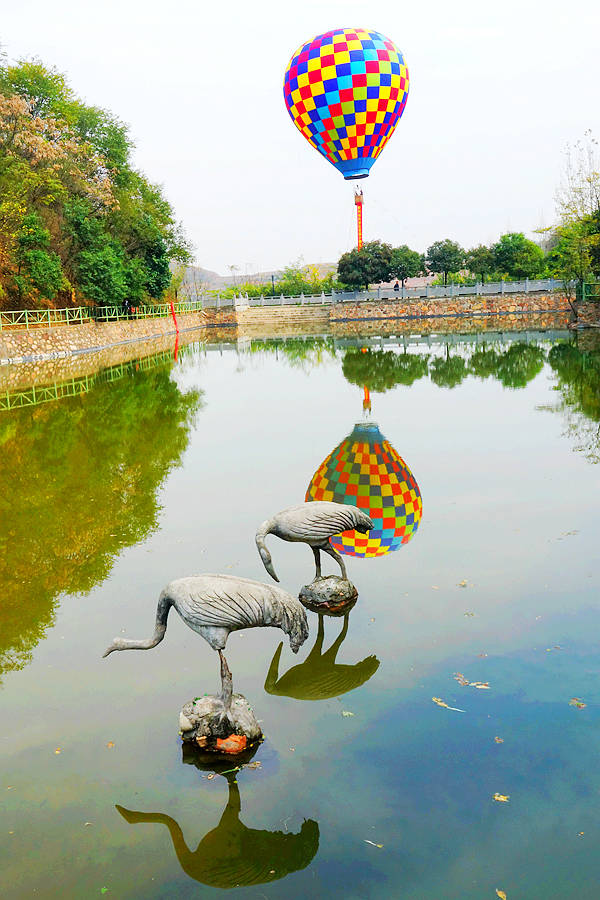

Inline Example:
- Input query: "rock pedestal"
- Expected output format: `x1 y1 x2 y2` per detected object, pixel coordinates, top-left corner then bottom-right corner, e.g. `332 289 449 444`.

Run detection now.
179 693 263 755
299 576 358 616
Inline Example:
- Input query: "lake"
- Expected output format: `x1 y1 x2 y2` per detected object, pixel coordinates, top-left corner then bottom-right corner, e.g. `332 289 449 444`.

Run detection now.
1 326 599 898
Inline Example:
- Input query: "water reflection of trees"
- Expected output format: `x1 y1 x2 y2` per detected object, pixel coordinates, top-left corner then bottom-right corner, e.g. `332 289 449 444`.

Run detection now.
547 338 600 462
0 366 202 679
250 337 336 371
343 349 429 390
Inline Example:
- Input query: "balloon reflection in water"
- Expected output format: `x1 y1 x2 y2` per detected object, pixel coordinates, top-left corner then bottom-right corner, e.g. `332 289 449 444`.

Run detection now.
306 421 422 558
265 612 380 701
116 752 319 888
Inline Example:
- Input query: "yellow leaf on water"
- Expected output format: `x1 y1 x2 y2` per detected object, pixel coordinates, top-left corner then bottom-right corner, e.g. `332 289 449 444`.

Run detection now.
106 742 115 749
54 748 62 755
569 698 587 709
496 891 507 899
471 682 490 690
432 697 465 712
458 580 468 587
494 736 504 744
493 793 510 802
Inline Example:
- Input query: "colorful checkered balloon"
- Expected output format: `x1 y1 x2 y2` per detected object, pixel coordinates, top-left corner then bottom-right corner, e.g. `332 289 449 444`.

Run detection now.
283 28 409 179
305 422 422 558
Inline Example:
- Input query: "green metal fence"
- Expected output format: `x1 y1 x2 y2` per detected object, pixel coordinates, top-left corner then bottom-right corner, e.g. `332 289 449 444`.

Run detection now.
576 282 600 302
0 301 206 332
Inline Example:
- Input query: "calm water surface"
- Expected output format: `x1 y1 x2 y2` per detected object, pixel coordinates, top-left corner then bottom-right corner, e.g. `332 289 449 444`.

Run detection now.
1 330 599 898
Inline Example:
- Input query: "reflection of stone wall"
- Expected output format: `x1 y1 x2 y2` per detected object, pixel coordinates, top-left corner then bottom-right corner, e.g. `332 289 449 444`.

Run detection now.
330 293 570 323
330 310 571 337
575 301 600 327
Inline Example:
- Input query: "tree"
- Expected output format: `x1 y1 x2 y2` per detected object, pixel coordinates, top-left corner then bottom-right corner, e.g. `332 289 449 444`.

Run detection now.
547 221 596 295
14 213 63 300
492 233 546 279
465 245 495 283
337 241 393 290
425 240 464 286
0 57 190 308
389 245 423 288
556 130 600 223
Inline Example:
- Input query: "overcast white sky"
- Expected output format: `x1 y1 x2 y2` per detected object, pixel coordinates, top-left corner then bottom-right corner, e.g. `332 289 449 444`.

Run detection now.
2 0 600 274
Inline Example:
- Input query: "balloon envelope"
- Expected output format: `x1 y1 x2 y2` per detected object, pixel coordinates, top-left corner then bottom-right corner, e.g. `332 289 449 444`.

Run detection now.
283 28 409 180
306 422 422 558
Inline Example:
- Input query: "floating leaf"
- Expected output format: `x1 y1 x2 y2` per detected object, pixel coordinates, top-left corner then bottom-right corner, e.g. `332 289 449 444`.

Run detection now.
206 773 216 780
364 840 384 848
54 748 62 755
494 736 504 744
245 761 262 770
569 698 587 709
432 697 465 712
106 742 115 749
458 580 468 587
464 611 476 617
453 673 490 689
431 585 439 590
84 822 94 827
342 710 355 717
289 747 296 752
493 793 510 802
496 891 507 899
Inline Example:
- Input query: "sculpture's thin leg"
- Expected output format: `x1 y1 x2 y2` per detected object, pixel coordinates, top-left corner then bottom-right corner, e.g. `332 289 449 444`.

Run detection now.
218 650 233 712
311 547 322 581
321 544 348 580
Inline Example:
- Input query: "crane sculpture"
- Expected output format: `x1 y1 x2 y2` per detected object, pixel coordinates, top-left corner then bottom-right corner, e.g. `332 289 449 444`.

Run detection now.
102 574 309 722
256 501 373 583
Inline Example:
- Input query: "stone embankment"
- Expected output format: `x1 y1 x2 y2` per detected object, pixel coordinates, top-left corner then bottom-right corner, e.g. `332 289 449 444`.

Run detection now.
2 292 597 367
0 308 235 365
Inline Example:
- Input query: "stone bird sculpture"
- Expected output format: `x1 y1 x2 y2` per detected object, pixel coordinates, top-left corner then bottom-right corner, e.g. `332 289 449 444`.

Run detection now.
255 502 373 582
102 574 308 714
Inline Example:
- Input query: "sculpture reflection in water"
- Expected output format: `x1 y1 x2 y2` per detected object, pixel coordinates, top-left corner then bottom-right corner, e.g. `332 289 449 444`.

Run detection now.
265 612 380 701
116 748 319 889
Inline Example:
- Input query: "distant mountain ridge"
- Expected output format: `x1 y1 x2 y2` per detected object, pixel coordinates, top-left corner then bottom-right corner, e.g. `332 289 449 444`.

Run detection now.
181 263 336 292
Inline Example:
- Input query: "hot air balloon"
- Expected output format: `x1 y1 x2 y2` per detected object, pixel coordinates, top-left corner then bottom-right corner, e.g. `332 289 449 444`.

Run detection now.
305 421 422 558
283 28 409 181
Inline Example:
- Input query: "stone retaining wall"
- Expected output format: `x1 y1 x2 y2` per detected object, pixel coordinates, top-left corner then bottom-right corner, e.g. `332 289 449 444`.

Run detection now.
0 308 236 364
330 292 569 323
1 293 589 365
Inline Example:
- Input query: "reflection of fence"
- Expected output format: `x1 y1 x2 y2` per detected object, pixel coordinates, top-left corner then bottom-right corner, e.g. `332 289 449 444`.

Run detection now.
0 345 193 412
0 301 206 332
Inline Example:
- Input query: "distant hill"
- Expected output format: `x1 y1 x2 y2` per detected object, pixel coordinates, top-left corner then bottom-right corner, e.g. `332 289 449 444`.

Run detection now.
180 262 336 296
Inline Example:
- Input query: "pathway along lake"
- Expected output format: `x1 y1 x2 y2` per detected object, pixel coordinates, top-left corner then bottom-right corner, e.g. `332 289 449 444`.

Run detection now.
1 328 600 899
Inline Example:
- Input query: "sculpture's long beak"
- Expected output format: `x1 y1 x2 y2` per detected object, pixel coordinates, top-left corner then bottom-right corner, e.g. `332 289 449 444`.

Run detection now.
260 548 279 583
